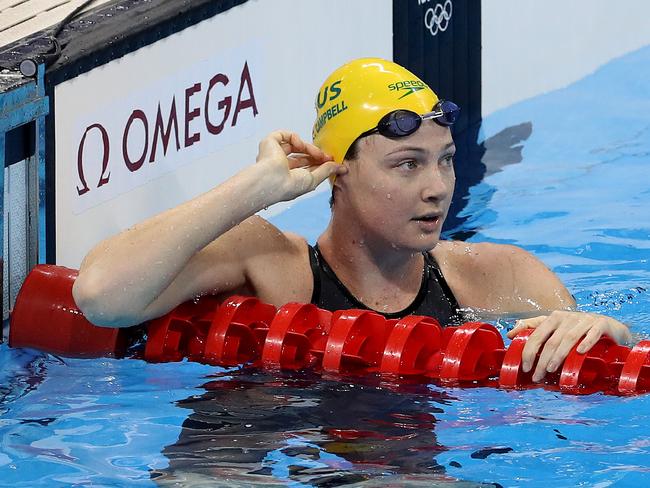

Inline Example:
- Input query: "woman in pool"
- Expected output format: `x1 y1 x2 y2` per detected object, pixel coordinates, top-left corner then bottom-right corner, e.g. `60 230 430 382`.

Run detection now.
73 58 631 382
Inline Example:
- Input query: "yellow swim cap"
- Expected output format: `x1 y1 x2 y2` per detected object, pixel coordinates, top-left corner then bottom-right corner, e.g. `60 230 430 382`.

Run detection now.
312 58 439 163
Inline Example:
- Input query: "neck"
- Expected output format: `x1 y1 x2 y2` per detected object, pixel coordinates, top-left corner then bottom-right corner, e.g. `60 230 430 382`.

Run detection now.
318 212 425 300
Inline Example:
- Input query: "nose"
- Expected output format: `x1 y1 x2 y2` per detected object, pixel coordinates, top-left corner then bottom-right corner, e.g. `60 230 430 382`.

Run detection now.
420 165 453 202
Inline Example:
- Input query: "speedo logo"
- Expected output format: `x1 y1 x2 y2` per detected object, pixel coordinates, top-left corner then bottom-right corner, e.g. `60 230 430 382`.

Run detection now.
388 80 427 99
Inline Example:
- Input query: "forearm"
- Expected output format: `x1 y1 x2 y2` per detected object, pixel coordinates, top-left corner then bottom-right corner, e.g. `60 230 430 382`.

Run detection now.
73 163 280 323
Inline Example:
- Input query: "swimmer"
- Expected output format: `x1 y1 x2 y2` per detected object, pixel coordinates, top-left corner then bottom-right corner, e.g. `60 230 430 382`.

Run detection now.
73 58 632 382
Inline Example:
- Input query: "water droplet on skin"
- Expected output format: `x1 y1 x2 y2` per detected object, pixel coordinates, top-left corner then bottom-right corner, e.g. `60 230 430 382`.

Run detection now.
386 193 392 199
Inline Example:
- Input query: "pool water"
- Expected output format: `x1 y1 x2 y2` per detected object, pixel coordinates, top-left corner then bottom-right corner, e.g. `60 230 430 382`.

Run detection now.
1 46 650 487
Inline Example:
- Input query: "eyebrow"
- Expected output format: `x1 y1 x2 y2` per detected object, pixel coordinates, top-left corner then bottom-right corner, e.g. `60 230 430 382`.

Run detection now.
442 141 456 152
385 141 456 157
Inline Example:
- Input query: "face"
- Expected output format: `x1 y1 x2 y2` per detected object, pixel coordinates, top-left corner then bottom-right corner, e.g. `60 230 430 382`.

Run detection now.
335 121 456 251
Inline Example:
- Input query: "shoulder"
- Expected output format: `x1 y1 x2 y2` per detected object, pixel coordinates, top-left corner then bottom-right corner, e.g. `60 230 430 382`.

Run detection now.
433 240 521 275
433 241 574 312
432 241 517 294
229 216 313 304
216 215 306 256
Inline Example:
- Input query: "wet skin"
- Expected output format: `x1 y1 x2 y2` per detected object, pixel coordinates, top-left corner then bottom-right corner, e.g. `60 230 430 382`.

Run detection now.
74 128 633 383
332 122 456 253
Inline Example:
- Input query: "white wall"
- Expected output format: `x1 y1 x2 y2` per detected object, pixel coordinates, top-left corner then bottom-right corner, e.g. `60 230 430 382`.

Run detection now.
481 0 650 115
0 0 113 48
54 0 392 267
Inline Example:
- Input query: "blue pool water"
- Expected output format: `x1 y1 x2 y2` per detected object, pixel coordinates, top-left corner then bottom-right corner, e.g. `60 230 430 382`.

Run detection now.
1 46 650 487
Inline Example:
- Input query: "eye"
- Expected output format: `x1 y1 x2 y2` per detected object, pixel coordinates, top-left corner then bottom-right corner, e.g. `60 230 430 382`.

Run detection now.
440 153 455 167
398 159 419 170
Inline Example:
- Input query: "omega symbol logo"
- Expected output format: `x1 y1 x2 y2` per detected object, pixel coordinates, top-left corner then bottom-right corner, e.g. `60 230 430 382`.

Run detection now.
424 0 453 37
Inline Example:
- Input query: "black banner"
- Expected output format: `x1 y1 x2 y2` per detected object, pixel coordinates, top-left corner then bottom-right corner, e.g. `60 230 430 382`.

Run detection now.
393 0 483 238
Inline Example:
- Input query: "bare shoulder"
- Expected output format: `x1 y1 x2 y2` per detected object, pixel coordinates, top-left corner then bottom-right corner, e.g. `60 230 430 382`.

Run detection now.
207 215 302 258
434 240 518 267
433 240 524 277
230 215 308 261
232 216 313 305
433 241 574 312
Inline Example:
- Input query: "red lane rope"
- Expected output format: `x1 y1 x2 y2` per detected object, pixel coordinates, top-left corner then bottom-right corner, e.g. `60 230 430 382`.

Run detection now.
9 265 650 396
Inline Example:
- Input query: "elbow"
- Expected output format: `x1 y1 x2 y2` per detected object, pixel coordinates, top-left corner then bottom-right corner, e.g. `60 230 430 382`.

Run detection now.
72 273 141 328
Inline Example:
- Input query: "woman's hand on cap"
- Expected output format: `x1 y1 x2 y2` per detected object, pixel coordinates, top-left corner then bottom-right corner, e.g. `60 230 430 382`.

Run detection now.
506 311 632 382
257 131 347 201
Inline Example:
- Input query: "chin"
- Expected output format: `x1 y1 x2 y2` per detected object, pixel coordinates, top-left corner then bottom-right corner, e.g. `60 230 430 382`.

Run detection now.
416 236 441 252
390 233 440 253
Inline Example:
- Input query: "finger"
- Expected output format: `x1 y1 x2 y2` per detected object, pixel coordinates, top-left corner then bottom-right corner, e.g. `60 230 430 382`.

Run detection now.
262 131 307 156
267 129 297 144
287 152 335 169
520 314 561 373
271 132 331 162
277 132 314 158
576 318 607 354
529 313 577 381
258 131 294 158
305 161 344 189
287 154 317 169
302 141 332 163
531 329 569 382
282 133 307 156
543 321 591 375
532 313 592 381
506 316 547 339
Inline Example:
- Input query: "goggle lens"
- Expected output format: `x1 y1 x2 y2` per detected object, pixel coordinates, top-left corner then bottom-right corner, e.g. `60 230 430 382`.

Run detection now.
364 100 460 139
436 100 460 126
380 110 422 136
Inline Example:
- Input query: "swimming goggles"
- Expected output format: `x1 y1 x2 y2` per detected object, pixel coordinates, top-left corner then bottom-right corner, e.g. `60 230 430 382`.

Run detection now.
360 100 460 139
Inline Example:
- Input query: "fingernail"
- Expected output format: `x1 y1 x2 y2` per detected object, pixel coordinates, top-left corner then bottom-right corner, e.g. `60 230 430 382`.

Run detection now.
547 361 557 373
522 361 530 373
532 373 541 383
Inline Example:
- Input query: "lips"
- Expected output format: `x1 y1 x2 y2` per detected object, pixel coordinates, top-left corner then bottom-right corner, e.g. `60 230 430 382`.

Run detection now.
412 213 442 233
412 212 442 222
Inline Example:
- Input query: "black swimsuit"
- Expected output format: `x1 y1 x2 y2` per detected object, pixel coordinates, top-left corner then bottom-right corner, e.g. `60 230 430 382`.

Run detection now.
308 244 463 326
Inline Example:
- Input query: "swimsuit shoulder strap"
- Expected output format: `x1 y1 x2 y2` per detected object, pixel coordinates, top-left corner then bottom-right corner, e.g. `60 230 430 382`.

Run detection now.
308 244 322 304
422 250 462 316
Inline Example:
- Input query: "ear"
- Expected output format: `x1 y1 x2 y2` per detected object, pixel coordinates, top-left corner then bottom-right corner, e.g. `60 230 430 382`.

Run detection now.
331 161 350 189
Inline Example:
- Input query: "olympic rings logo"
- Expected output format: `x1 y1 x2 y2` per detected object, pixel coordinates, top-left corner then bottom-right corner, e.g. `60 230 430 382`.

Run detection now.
424 0 453 37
